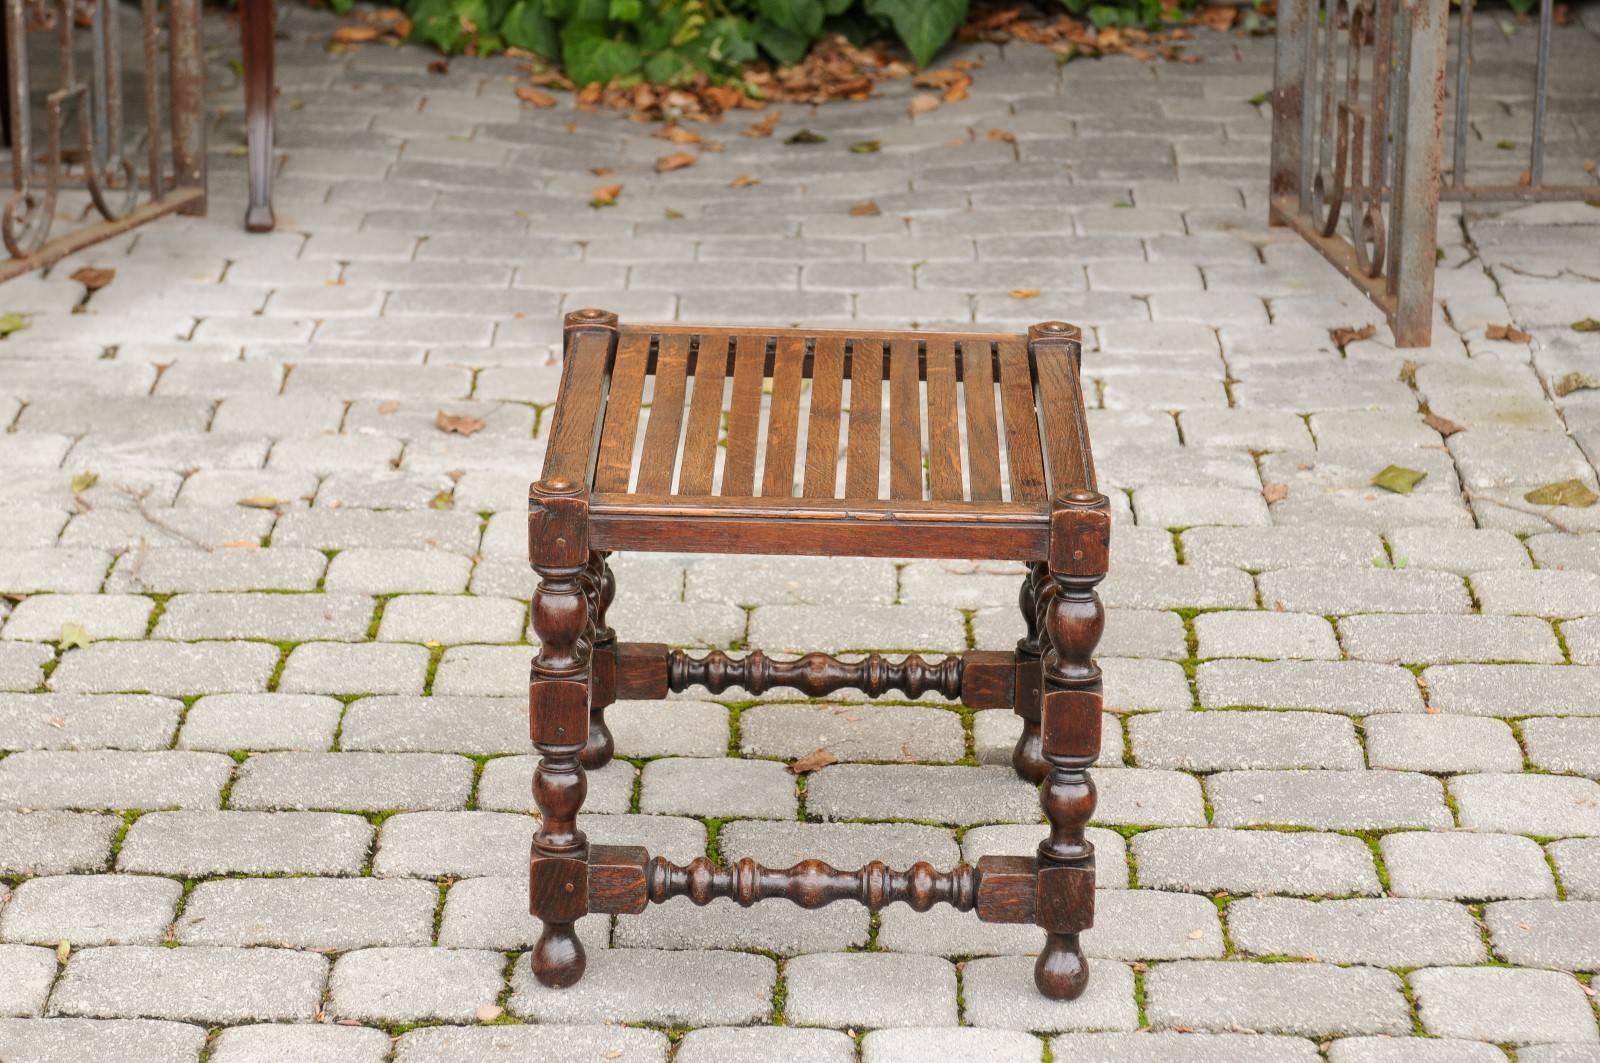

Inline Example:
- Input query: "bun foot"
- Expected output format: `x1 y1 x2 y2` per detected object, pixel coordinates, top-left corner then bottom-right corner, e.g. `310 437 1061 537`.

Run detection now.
1035 932 1089 1000
1012 719 1049 784
578 708 614 770
531 922 586 988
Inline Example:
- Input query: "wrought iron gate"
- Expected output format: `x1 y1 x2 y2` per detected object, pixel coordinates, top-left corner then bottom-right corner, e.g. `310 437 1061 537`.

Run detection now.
1 0 205 283
1269 0 1596 347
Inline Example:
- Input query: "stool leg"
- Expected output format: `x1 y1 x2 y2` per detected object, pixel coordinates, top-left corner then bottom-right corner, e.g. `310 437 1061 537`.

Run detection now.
239 0 276 232
1035 491 1109 1000
1012 561 1049 783
529 480 593 988
578 550 615 769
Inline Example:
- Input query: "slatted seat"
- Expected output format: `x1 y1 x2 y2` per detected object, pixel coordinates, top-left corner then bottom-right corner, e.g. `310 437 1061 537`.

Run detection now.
541 311 1096 559
527 309 1110 1005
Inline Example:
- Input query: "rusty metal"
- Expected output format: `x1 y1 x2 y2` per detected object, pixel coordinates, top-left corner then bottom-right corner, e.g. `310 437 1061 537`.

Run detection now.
0 0 205 283
1269 0 1595 347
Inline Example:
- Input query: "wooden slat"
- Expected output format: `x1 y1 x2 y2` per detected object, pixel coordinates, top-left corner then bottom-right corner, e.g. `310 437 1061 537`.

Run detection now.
802 335 845 498
1034 343 1097 493
721 333 766 496
889 338 923 500
960 340 1003 502
677 332 731 497
761 335 806 497
633 333 690 495
591 331 652 493
924 336 962 501
996 337 1046 503
540 329 613 485
844 338 884 500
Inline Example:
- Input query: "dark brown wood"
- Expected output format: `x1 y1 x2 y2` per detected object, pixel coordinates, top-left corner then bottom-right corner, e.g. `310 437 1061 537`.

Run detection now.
1031 322 1097 495
722 333 765 496
678 332 731 496
588 844 651 915
593 331 651 493
635 333 690 495
959 649 1016 710
889 337 922 501
541 314 618 487
925 336 962 501
960 340 1004 503
647 854 980 912
579 551 616 769
668 648 965 700
845 337 884 500
997 338 1047 503
1012 562 1050 784
762 335 806 497
974 854 1038 924
802 336 845 498
239 0 276 233
616 642 670 700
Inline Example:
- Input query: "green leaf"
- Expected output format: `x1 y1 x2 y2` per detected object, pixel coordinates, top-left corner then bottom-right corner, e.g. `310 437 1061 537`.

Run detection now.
664 207 685 220
1247 92 1268 106
753 18 810 64
849 139 881 154
502 0 561 56
1573 318 1600 332
1372 465 1427 494
0 312 28 337
1555 372 1600 397
1525 479 1599 508
59 622 91 650
607 0 641 20
864 0 967 67
69 471 98 493
785 129 827 144
756 0 824 37
561 19 643 85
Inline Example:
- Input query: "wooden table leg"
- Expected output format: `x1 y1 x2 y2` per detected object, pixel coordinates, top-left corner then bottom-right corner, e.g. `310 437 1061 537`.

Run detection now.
239 0 275 232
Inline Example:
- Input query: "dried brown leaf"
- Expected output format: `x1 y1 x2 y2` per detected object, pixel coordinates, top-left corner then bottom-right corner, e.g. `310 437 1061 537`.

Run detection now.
1330 323 1377 348
848 200 882 217
1554 372 1600 397
1525 479 1599 508
788 748 838 774
1009 288 1042 300
590 183 623 208
1485 322 1532 343
656 124 703 145
1263 482 1288 505
330 24 382 43
943 75 973 103
986 128 1017 143
70 267 114 291
436 410 486 436
743 111 781 138
1422 412 1465 437
908 93 942 116
514 86 557 108
730 175 760 188
655 152 698 173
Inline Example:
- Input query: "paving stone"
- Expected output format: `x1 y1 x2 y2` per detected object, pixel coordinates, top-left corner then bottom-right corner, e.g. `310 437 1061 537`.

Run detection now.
272 509 481 554
1258 567 1471 614
1340 613 1561 664
1 594 152 642
857 1028 1012 1063
0 875 181 947
177 693 343 752
328 947 504 1023
1145 960 1410 1037
175 878 437 948
393 1024 668 1062
0 1018 208 1062
963 824 1129 889
1228 898 1485 966
1132 827 1381 896
1386 526 1531 573
0 694 180 751
1052 1031 1321 1062
1099 565 1256 609
0 811 119 874
783 952 957 1028
0 945 57 1017
338 695 525 754
1197 660 1424 713
1474 570 1600 618
1325 1036 1509 1063
1180 526 1385 571
639 757 795 819
747 604 965 653
211 1024 393 1063
1550 838 1600 900
0 644 51 692
608 698 728 758
1193 611 1340 660
1129 711 1361 771
1453 773 1600 837
105 547 327 593
437 875 609 952
154 592 375 642
509 948 774 1026
805 763 1039 824
277 642 430 695
372 810 693 879
600 601 749 648
739 703 965 762
689 555 900 606
1518 1046 1600 1063
1364 715 1524 773
229 752 473 812
1426 665 1600 717
1485 899 1600 971
1522 717 1600 777
324 548 474 594
974 709 1122 771
1381 831 1558 900
118 811 373 876
1134 486 1271 527
1411 966 1599 1045
49 946 327 1023
722 819 961 871
0 750 231 811
1530 533 1600 573
0 550 110 594
1209 769 1452 829
1565 618 1600 666
379 595 525 644
428 644 525 695
961 956 1138 1032
49 641 279 695
476 757 634 814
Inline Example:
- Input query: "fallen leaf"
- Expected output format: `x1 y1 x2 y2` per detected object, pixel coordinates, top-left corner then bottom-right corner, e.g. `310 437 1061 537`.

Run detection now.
1247 92 1269 106
789 748 838 775
69 471 97 493
1185 928 1205 940
238 496 280 509
1525 479 1599 508
656 124 702 145
908 93 941 116
1010 288 1042 300
330 24 381 43
848 200 881 217
1573 318 1600 333
785 129 827 144
987 128 1016 143
58 623 90 650
730 175 760 188
1372 465 1427 494
1554 372 1600 397
475 1004 503 1022
943 74 972 103
1329 324 1377 347
1422 412 1465 437
655 152 697 173
56 940 70 964
0 312 29 336
1398 360 1421 387
514 86 557 108
743 111 781 138
1263 482 1288 504
71 267 115 291
430 491 454 511
1198 5 1239 29
590 184 623 208
664 207 686 220
221 540 259 549
849 139 881 154
436 410 486 436
1485 323 1532 343
377 400 402 414
428 59 449 75
590 166 613 177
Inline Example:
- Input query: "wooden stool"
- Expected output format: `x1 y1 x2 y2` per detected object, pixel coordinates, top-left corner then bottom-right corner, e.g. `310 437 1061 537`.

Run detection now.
528 309 1109 1001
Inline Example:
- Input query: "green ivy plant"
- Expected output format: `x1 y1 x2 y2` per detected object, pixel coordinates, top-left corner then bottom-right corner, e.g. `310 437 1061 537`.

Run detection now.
328 0 1178 84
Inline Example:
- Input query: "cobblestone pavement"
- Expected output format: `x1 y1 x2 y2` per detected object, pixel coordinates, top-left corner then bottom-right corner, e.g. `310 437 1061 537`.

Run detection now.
1 3 1599 1060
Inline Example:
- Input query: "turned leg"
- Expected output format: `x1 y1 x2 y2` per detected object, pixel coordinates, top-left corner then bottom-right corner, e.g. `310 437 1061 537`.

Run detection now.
1035 490 1110 1000
239 0 276 232
528 478 594 988
578 550 616 769
1012 561 1050 783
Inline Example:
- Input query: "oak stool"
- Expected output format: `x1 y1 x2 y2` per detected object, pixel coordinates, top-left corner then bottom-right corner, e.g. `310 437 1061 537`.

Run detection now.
528 309 1110 1000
